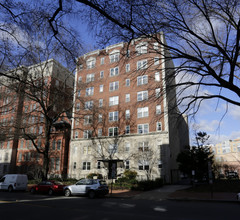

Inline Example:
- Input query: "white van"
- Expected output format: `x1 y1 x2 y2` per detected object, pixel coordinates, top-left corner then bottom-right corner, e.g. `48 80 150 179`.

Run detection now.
0 174 28 192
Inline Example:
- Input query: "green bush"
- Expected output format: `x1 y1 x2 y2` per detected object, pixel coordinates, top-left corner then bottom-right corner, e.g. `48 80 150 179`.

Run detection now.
132 178 164 191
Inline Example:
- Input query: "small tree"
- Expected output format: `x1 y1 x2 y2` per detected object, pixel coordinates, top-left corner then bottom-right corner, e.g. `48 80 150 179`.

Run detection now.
177 132 214 181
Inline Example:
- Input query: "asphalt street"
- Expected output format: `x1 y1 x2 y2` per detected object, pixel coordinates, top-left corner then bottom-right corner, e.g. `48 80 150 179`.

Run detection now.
0 191 239 220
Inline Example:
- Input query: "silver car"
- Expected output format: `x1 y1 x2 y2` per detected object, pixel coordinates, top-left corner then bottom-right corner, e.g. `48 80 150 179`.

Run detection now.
64 179 109 198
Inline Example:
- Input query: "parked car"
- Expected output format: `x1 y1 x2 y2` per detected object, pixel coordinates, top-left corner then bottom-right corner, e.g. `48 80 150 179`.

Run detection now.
226 171 239 179
237 193 240 201
30 180 65 195
64 179 109 198
0 174 28 192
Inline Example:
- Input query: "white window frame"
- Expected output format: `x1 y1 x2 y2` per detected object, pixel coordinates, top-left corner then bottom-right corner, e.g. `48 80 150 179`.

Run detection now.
125 94 130 102
156 88 161 97
125 109 130 119
137 107 149 118
83 130 92 139
126 64 130 72
137 91 148 101
98 114 102 122
138 142 149 152
85 101 93 110
109 81 119 91
109 52 120 63
125 79 130 86
84 115 93 125
99 85 104 92
108 144 118 154
98 128 102 137
137 75 148 86
82 162 91 170
156 105 161 114
110 67 119 76
109 111 119 122
125 125 130 134
85 87 94 96
108 127 118 137
154 57 160 65
99 99 103 107
156 122 162 131
100 71 104 78
100 57 105 65
136 42 148 54
86 57 96 69
86 73 95 82
155 72 160 81
137 60 148 70
109 96 119 106
137 124 149 134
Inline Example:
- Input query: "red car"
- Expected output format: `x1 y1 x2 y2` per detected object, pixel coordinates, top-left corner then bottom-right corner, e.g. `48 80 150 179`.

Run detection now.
30 180 65 195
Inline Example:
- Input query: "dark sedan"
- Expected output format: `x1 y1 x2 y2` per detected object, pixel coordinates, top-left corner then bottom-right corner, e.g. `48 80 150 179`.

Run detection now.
30 180 65 195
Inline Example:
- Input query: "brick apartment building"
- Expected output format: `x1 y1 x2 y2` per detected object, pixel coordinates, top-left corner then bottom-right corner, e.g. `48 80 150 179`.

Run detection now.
68 34 189 183
0 59 74 178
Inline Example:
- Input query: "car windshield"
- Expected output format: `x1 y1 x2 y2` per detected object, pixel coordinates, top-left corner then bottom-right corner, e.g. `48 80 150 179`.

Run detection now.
54 181 63 185
99 180 107 185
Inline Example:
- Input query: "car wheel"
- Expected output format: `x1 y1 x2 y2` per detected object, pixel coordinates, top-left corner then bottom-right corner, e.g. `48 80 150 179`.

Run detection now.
88 190 95 199
8 186 13 192
30 188 36 194
48 189 54 196
64 189 71 197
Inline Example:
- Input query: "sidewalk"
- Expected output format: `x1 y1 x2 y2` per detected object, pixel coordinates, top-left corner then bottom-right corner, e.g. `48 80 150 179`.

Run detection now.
108 185 239 203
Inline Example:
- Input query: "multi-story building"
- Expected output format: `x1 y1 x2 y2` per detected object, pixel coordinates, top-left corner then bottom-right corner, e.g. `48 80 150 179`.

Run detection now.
69 34 189 183
0 59 74 178
212 138 240 174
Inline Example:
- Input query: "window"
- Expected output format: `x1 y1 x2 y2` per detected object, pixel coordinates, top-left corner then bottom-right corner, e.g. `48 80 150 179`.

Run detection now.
85 87 94 96
109 96 119 106
86 73 95 82
137 107 149 118
51 140 56 150
125 79 130 86
155 72 160 81
125 160 130 169
108 127 118 136
126 64 130 72
82 162 91 170
100 57 105 65
137 60 148 70
99 99 103 107
110 67 119 76
84 115 93 125
85 101 93 110
97 161 101 169
83 130 92 139
18 153 22 162
138 142 149 151
78 76 82 83
75 131 78 138
109 111 118 122
39 126 43 134
156 122 162 131
154 57 159 65
98 128 102 137
77 90 81 97
137 91 148 101
125 109 130 119
109 52 120 63
56 158 60 171
125 94 130 102
100 71 104 78
137 124 149 134
86 57 96 69
73 162 76 169
137 75 148 85
109 81 119 91
99 85 104 92
20 140 24 149
57 140 61 150
153 42 158 50
125 125 130 134
155 88 161 97
136 43 148 54
126 50 130 58
50 158 55 171
138 160 149 170
108 144 118 154
76 103 80 111
156 105 161 114
98 114 102 122
83 146 92 155
125 142 130 152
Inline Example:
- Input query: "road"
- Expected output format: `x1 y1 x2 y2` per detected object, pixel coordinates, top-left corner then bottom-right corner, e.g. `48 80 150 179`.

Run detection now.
0 191 239 220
